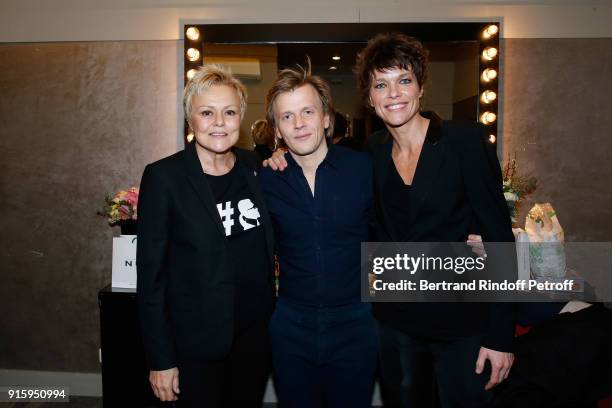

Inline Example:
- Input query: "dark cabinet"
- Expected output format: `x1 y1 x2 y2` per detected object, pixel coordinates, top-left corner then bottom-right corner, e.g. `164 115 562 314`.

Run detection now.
98 285 163 408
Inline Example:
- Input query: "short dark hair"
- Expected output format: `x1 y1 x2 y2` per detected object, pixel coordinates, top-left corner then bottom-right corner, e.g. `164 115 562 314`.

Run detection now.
354 33 429 108
265 58 335 138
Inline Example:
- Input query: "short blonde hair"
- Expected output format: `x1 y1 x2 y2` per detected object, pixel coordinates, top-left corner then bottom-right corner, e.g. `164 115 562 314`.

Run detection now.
183 64 247 127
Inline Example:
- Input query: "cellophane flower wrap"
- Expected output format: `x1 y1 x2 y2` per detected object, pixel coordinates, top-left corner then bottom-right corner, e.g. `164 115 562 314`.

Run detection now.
502 157 537 225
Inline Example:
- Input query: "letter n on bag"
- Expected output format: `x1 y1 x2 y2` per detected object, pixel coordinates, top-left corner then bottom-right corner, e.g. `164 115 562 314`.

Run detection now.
112 235 137 288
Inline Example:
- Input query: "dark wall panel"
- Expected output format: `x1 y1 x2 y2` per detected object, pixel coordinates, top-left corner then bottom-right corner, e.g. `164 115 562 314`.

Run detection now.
503 38 612 241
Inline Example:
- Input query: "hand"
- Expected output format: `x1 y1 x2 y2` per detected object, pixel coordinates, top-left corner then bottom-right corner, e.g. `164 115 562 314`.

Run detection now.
262 148 288 171
149 367 180 401
475 347 514 390
467 234 487 258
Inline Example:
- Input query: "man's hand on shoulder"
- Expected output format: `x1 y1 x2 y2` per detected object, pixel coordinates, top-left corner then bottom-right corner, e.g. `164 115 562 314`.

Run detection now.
149 367 180 401
475 347 514 390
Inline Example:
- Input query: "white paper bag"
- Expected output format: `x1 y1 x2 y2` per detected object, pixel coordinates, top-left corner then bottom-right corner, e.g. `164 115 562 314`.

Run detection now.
513 228 531 281
112 235 137 288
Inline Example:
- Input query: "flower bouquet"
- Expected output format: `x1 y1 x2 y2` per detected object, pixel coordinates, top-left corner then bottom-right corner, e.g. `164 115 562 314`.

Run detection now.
99 187 139 234
503 156 537 226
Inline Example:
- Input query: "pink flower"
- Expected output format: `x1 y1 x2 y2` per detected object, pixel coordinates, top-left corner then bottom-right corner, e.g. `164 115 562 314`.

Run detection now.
125 189 139 207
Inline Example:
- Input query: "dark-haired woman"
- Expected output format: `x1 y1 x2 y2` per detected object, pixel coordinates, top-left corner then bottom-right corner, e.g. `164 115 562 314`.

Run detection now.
355 33 515 408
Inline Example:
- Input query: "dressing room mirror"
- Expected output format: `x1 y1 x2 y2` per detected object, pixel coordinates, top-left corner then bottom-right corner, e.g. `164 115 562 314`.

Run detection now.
183 23 499 149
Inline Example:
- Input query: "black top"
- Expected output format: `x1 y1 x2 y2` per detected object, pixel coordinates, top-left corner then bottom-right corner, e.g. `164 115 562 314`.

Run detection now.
254 144 273 161
366 112 516 352
382 161 412 241
137 144 275 370
205 159 272 332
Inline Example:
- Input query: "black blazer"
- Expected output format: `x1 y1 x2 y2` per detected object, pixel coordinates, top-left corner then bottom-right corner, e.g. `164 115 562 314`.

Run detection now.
136 143 275 370
367 112 516 351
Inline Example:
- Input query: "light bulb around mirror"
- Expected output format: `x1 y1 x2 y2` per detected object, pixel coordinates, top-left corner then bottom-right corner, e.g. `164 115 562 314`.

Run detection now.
186 69 197 80
483 25 499 39
481 68 498 82
481 90 497 104
480 111 497 125
489 134 497 143
186 27 200 41
482 47 498 61
186 48 201 62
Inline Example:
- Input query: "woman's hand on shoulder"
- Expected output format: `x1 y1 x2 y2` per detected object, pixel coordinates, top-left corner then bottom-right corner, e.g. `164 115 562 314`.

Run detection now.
263 148 289 171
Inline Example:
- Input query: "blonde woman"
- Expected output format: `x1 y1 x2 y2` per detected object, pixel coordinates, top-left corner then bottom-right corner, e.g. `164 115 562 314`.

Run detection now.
137 65 275 407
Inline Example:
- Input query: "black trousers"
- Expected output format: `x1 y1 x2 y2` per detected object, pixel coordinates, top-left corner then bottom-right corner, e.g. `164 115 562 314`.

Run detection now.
377 322 491 408
175 318 271 408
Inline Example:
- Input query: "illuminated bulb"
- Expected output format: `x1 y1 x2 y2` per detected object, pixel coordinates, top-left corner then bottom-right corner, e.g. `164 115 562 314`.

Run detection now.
186 132 195 143
329 66 337 70
489 134 497 143
482 47 498 61
481 68 498 82
480 111 497 125
186 69 197 80
481 90 497 104
483 24 499 39
186 27 200 41
332 55 341 61
186 48 200 62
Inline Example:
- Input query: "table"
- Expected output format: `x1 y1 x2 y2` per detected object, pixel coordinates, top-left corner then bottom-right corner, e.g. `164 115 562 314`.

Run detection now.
98 285 163 408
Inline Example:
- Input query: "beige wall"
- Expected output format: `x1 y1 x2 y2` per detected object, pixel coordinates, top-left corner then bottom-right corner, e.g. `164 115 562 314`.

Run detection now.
1 2 612 41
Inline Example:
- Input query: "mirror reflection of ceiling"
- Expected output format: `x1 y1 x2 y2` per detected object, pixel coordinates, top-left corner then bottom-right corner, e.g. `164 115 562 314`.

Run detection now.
193 23 495 148
202 40 479 148
276 41 478 121
276 41 477 75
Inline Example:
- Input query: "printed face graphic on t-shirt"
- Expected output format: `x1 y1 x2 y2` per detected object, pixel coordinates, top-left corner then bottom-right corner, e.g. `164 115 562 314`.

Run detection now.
217 198 261 237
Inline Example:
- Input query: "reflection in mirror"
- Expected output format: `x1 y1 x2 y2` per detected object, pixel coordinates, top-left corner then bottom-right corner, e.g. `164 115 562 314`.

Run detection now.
183 23 498 150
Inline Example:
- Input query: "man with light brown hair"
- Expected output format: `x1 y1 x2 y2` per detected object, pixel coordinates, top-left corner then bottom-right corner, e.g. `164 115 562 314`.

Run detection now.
259 62 378 408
